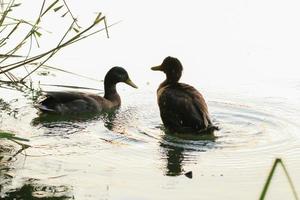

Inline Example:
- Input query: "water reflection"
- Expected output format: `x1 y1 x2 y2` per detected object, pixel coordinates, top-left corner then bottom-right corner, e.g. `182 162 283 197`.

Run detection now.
0 149 73 199
101 107 139 133
1 181 73 200
160 140 185 176
0 147 12 194
160 133 216 177
31 108 123 137
32 112 100 125
101 111 118 131
0 98 19 118
31 114 92 136
31 107 138 138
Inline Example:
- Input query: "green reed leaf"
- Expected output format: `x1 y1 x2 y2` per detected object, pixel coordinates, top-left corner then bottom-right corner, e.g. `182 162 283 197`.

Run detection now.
53 5 63 12
41 0 59 16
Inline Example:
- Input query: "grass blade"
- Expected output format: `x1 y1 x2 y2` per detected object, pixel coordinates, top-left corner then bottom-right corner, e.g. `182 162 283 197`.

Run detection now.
0 0 14 26
62 0 80 28
0 54 23 58
259 158 299 200
11 3 21 7
280 160 299 200
40 84 102 91
0 131 29 142
41 0 59 16
32 63 102 82
61 11 68 17
0 21 20 46
94 12 102 23
53 5 63 12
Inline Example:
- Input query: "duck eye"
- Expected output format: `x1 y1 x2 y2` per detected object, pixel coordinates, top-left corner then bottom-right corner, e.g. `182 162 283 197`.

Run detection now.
117 74 126 80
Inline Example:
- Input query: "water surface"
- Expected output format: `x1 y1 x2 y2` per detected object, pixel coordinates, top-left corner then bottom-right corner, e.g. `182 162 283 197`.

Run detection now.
1 0 300 199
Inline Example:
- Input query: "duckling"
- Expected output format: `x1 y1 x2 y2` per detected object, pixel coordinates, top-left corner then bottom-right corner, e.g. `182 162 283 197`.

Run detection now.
151 57 217 134
37 67 137 115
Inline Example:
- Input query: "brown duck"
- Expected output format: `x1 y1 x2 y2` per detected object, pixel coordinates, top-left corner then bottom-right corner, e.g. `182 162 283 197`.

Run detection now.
37 67 137 115
151 57 217 134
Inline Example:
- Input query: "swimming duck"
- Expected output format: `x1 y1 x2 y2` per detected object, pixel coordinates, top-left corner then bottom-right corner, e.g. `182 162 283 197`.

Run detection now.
151 56 217 134
37 67 137 115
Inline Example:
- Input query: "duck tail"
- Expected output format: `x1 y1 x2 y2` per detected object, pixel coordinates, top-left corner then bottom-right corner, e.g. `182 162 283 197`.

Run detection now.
208 124 220 131
34 104 56 113
197 124 220 134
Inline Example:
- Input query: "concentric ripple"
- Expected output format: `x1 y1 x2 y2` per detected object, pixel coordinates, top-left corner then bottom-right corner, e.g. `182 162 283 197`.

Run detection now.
210 100 300 153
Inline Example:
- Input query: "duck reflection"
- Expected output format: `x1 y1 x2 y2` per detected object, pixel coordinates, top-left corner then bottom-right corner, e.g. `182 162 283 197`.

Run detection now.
160 132 216 177
31 108 120 136
31 107 136 136
31 111 100 125
31 113 91 136
102 110 118 131
160 139 185 176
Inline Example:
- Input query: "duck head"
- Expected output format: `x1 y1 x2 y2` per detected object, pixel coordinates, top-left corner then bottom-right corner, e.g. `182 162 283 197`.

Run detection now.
104 67 138 88
151 56 183 83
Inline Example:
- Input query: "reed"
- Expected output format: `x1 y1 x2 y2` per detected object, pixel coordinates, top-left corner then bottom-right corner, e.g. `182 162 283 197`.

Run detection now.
0 130 30 159
0 0 113 154
259 158 299 200
0 0 110 85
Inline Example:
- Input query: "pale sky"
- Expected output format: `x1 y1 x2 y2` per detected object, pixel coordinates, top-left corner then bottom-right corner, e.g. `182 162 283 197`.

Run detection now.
11 0 300 86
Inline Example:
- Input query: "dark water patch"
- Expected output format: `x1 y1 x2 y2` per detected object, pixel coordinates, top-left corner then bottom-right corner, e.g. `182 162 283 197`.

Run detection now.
159 131 216 177
1 145 73 200
34 121 87 136
1 180 73 200
160 133 216 152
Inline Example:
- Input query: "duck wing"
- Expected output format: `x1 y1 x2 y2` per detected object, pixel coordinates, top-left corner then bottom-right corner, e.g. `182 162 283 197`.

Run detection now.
37 91 104 114
179 83 212 126
158 83 212 133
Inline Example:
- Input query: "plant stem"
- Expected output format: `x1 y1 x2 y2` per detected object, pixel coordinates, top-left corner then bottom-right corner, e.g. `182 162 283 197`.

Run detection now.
259 158 299 200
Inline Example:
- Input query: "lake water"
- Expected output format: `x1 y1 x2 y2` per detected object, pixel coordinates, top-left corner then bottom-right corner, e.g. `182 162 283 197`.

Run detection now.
1 0 300 199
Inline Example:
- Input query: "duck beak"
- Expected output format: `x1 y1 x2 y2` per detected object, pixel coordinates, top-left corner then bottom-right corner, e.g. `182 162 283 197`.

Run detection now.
151 65 163 71
125 78 138 89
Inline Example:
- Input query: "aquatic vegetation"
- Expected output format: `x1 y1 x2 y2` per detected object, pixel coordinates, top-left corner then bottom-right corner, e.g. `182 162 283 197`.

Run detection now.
0 0 111 152
0 98 18 117
0 1 299 199
259 158 299 200
0 131 30 154
0 131 28 142
0 0 111 87
0 176 73 199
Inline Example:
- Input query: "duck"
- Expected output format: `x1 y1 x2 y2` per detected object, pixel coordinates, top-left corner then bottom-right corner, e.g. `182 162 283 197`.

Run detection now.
37 66 137 115
151 56 218 134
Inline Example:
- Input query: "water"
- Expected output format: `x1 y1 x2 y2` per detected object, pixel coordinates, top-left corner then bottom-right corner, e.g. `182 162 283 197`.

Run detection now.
1 0 300 199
